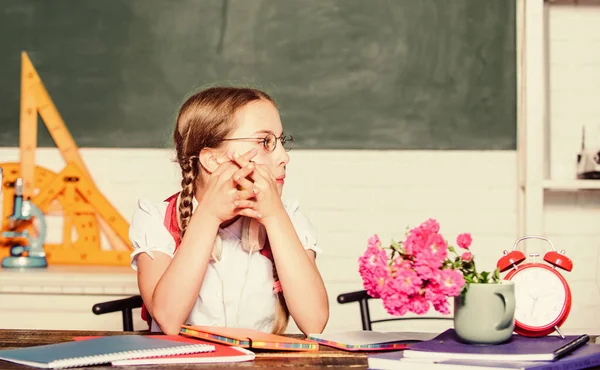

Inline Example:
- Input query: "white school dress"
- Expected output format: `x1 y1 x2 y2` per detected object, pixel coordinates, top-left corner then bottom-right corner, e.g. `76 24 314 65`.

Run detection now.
128 193 321 333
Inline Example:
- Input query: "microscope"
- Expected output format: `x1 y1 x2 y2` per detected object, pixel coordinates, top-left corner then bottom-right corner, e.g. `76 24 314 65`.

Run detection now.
1 168 48 268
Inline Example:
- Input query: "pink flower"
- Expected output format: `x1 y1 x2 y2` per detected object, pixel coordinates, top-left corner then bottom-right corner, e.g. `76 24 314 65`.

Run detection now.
457 233 472 249
359 235 389 298
360 270 387 298
380 289 410 316
432 297 451 314
403 229 427 256
392 257 412 271
387 268 422 296
423 284 451 314
414 233 448 268
420 218 440 234
359 219 485 319
413 262 439 282
359 244 387 271
436 268 466 296
367 234 381 249
407 294 430 315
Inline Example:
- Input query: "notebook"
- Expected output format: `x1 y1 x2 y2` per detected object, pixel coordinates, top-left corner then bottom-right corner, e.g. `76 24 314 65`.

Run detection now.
368 343 600 370
0 335 214 369
307 330 439 351
180 325 319 351
401 329 589 362
73 334 255 365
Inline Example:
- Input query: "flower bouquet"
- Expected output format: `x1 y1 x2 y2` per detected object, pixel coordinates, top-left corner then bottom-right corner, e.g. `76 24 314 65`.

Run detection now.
358 218 500 316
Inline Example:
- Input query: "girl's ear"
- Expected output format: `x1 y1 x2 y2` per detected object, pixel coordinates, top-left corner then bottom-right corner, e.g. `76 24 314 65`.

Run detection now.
199 148 222 173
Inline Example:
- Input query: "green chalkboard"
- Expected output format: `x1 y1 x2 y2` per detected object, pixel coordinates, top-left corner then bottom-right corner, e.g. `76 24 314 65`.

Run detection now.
0 0 516 150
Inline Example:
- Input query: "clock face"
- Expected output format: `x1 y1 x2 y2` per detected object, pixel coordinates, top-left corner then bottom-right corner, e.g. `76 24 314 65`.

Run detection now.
512 267 567 328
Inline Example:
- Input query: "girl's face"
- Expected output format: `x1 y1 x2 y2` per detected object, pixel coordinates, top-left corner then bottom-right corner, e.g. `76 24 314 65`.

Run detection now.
224 100 290 195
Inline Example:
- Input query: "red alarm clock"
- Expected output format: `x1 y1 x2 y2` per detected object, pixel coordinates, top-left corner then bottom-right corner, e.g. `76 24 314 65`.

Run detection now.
497 235 573 338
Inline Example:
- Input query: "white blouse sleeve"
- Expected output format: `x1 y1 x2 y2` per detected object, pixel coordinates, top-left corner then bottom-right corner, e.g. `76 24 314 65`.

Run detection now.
128 198 177 271
283 198 322 255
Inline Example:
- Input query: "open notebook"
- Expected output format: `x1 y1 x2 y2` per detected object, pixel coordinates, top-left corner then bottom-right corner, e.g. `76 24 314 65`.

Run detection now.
307 331 439 351
180 325 319 351
73 335 255 366
0 335 214 369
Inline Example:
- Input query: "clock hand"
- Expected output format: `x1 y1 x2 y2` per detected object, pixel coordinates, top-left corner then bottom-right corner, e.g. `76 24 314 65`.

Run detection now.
529 296 539 318
538 290 556 299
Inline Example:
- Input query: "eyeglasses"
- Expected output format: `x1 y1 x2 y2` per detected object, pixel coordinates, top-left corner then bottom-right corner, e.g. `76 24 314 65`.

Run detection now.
222 133 294 153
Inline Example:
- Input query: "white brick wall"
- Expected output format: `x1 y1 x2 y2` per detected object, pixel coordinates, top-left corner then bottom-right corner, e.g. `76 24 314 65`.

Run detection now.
0 147 519 334
543 3 600 334
2 2 600 336
2 145 598 334
548 4 600 181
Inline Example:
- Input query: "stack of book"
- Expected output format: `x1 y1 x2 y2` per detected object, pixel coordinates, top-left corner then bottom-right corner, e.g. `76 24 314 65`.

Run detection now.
368 329 600 370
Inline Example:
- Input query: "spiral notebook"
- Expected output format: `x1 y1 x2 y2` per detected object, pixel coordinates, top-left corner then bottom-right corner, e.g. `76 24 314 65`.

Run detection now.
0 335 214 369
73 335 255 365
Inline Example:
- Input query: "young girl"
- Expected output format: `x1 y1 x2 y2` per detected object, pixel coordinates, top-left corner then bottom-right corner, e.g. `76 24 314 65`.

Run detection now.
128 86 329 336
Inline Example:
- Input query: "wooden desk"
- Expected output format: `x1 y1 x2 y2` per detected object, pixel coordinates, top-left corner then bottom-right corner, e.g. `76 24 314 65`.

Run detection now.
0 329 369 369
2 330 599 369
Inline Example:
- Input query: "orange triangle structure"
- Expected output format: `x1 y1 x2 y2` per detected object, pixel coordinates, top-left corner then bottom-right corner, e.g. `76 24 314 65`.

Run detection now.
0 52 133 265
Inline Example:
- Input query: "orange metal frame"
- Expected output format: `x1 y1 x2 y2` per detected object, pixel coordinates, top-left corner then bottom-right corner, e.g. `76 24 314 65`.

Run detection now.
0 52 132 265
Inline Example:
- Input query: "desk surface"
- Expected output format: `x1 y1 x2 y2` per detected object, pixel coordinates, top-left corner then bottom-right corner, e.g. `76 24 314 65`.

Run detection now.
2 329 599 370
0 329 368 369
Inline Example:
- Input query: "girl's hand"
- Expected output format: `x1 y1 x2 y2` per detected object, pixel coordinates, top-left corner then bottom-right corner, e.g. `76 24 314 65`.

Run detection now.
195 149 258 223
229 153 285 223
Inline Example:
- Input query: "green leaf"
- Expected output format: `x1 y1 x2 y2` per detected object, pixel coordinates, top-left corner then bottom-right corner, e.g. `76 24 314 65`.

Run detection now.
460 285 469 297
492 268 501 283
479 271 490 283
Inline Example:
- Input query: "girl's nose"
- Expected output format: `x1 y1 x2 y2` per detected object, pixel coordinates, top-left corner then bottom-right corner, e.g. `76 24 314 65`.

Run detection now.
274 140 290 167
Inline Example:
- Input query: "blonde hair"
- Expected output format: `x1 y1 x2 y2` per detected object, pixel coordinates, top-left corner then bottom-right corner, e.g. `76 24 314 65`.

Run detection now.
173 86 290 334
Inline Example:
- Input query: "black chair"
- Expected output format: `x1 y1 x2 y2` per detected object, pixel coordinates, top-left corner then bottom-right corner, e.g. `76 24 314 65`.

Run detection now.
337 289 453 331
92 295 144 332
96 290 452 332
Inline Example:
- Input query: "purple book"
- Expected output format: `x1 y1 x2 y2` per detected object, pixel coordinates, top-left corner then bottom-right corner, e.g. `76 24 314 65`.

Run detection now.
401 329 589 362
368 344 600 370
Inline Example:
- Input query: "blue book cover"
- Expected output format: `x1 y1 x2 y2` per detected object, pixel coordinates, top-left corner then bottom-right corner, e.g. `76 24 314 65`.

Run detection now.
0 335 214 369
401 329 589 362
368 343 600 370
